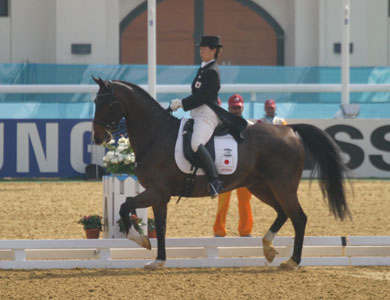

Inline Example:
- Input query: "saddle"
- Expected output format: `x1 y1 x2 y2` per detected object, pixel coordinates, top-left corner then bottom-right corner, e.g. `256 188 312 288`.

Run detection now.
178 119 231 200
182 119 230 168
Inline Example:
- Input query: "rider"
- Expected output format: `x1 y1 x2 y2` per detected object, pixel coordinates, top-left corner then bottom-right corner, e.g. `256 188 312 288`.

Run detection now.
169 35 247 198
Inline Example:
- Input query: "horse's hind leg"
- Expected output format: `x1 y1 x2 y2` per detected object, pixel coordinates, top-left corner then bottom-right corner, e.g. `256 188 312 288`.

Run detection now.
263 205 288 263
271 189 307 270
280 196 307 269
248 183 288 263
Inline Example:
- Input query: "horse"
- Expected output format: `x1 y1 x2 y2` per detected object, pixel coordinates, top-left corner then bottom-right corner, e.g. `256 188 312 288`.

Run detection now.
91 77 350 270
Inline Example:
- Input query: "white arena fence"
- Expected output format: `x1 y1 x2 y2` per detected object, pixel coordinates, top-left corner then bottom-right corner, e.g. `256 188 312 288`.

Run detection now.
1 83 390 96
0 236 389 269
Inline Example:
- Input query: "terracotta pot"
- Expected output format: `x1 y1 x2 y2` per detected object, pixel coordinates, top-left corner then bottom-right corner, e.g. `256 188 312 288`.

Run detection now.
148 230 157 238
85 228 100 239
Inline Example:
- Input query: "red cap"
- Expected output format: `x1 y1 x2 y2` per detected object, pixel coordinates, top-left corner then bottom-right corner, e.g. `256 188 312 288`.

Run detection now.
228 94 244 108
264 99 276 108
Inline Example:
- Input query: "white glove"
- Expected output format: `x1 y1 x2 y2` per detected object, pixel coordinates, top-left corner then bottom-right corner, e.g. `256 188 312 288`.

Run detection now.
169 98 182 111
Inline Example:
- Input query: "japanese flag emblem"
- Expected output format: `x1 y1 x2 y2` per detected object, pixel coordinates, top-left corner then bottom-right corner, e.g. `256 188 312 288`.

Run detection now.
195 81 202 88
221 157 233 167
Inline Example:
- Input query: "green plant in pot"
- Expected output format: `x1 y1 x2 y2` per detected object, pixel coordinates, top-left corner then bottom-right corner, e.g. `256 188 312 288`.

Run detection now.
78 215 103 239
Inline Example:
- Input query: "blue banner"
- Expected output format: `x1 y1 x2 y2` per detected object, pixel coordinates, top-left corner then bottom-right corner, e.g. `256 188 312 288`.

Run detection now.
0 119 104 178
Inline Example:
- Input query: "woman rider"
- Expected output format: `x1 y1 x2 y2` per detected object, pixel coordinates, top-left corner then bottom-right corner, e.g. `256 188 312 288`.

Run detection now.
169 35 247 198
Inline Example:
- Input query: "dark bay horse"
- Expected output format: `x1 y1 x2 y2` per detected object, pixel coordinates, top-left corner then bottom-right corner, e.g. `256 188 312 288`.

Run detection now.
92 77 350 270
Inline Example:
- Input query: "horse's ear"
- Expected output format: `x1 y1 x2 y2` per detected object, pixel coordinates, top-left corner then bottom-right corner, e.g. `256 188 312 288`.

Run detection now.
92 75 102 86
92 75 110 90
98 77 110 89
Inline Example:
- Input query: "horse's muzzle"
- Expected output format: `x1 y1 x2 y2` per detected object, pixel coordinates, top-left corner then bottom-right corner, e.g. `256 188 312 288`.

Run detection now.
93 134 103 145
92 123 111 145
93 131 111 145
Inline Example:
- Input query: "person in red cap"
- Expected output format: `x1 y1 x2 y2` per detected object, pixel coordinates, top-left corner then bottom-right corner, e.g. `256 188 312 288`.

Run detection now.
213 94 253 237
257 99 287 125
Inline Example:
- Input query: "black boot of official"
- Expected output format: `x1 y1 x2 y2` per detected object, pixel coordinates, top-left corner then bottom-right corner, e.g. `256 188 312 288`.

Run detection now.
196 144 224 198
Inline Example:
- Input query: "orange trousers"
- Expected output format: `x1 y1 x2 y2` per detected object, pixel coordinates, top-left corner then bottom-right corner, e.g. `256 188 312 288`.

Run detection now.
213 187 253 237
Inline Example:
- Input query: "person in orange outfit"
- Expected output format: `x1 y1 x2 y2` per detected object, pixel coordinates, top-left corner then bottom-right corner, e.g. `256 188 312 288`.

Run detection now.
213 94 253 237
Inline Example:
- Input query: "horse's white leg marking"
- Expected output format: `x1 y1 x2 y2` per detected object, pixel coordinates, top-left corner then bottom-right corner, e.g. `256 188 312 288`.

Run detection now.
264 230 276 243
144 259 165 270
127 226 151 250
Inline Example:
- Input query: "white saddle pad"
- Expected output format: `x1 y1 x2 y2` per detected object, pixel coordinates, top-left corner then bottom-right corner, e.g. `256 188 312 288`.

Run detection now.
174 118 238 175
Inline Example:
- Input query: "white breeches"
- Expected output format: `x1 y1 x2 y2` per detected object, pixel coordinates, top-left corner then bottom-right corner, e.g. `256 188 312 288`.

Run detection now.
190 104 220 152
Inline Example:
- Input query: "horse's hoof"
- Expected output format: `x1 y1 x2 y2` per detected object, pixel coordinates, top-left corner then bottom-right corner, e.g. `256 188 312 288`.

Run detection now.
279 258 298 270
140 234 152 250
128 234 152 250
262 238 277 263
144 259 165 270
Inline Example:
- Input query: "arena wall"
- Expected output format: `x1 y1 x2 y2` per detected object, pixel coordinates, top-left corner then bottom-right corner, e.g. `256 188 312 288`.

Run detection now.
0 118 388 178
288 119 390 178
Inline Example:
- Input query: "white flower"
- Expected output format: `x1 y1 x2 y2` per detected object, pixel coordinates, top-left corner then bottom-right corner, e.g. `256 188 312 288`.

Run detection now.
118 136 127 144
103 162 107 167
124 154 133 164
111 158 119 164
130 153 135 162
108 139 115 145
118 154 124 163
105 151 115 160
103 156 110 162
116 145 127 153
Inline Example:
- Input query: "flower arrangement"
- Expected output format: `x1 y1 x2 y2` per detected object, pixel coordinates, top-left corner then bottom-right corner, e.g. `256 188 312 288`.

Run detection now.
78 215 103 231
103 136 135 175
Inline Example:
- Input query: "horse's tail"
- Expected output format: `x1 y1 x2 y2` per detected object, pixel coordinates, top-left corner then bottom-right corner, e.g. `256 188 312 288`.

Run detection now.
288 123 351 220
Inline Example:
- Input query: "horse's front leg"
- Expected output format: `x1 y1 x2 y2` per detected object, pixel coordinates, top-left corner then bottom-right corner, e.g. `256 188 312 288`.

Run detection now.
144 202 168 270
118 187 169 269
119 194 152 250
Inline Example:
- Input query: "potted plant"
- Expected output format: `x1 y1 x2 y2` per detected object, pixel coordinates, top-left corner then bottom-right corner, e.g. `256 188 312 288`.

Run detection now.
78 215 103 239
147 218 156 238
103 136 135 175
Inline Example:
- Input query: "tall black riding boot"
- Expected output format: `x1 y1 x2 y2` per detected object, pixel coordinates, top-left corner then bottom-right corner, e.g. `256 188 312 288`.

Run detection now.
196 144 224 198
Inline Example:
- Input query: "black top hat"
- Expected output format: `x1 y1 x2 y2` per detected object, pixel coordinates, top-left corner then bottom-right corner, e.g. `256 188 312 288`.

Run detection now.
197 35 223 48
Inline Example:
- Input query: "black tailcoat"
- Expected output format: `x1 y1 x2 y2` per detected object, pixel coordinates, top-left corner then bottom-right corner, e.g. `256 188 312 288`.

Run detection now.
181 61 247 142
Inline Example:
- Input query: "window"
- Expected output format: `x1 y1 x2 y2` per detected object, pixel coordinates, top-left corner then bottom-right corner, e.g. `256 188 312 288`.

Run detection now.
0 0 8 17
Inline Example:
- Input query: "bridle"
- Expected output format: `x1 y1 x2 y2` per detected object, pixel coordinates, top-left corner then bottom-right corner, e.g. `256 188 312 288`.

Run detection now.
92 89 124 132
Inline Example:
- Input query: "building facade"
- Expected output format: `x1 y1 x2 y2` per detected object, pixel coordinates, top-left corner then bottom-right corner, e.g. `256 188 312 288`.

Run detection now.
0 0 389 66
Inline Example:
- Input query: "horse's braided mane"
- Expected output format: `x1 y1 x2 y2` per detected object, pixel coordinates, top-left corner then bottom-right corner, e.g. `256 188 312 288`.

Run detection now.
113 80 176 119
